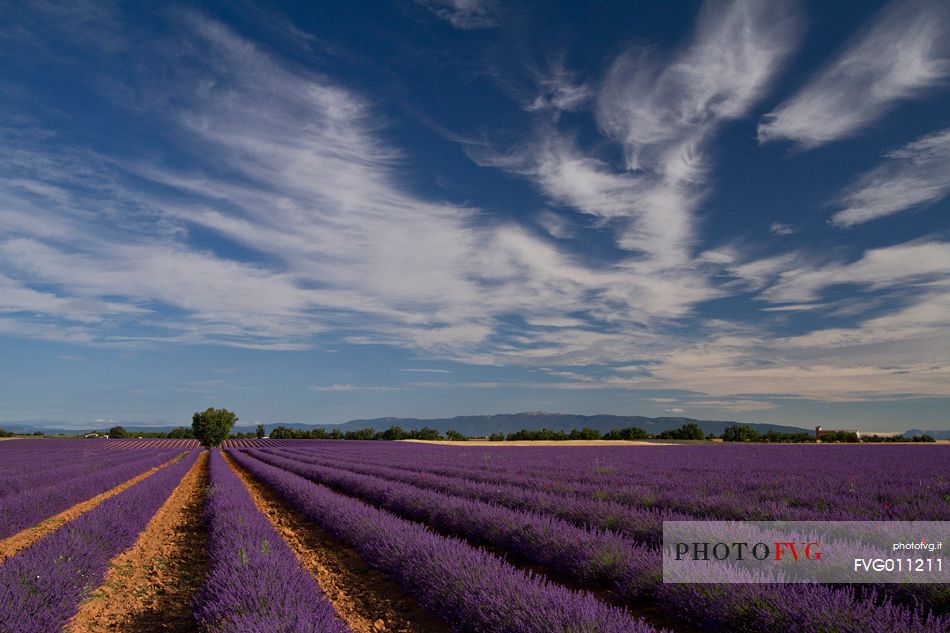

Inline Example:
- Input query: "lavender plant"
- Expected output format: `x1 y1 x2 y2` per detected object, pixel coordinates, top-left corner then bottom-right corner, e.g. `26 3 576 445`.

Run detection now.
0 450 199 632
227 448 659 633
194 449 349 632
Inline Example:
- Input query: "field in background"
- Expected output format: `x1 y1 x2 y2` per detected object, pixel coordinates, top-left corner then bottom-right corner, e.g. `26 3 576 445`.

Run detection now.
0 438 947 632
397 438 672 446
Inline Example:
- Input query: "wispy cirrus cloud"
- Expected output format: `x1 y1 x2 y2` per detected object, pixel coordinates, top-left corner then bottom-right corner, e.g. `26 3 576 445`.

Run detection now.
474 0 800 274
758 0 950 147
0 13 711 363
415 0 500 29
760 240 950 304
770 222 796 236
2 3 948 414
310 384 403 392
689 399 777 412
522 61 592 118
831 128 950 227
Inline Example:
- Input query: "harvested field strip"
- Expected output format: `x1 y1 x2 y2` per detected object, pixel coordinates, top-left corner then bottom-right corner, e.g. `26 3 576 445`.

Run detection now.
67 451 209 633
0 452 188 563
222 450 450 633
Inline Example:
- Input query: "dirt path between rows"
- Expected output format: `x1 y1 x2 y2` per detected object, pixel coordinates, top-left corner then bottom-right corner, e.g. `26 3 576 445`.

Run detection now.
0 452 188 563
223 451 449 633
67 450 209 633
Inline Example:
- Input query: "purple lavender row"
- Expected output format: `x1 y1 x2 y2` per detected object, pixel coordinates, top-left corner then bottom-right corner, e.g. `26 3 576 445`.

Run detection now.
246 448 949 633
300 442 946 521
0 448 187 541
0 449 199 632
278 442 950 521
227 449 659 633
244 447 662 592
259 447 950 613
0 448 177 499
194 450 349 633
259 445 677 546
0 441 154 477
323 442 949 520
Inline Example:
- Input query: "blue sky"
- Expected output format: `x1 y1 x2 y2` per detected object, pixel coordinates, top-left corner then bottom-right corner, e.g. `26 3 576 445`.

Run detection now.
1 0 948 431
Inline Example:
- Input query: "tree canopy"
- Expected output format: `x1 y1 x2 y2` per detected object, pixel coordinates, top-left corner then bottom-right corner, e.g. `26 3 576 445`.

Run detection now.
192 407 238 448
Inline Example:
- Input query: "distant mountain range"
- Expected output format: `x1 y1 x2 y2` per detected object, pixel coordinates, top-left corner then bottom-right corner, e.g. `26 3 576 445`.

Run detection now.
296 413 810 437
3 412 947 439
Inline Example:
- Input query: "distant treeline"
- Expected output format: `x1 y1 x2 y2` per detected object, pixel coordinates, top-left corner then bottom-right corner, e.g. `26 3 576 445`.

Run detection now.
721 425 935 443
860 434 935 443
265 422 937 443
51 422 934 443
0 429 46 437
266 423 710 441
269 426 443 441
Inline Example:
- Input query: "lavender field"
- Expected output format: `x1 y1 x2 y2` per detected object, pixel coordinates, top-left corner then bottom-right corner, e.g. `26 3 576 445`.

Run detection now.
0 438 947 632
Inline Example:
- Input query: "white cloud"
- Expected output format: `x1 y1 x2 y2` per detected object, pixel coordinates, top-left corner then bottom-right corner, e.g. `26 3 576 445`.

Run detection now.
616 241 950 401
4 15 699 356
597 0 800 170
474 0 800 287
759 0 950 147
689 399 776 412
524 62 592 116
831 128 950 227
770 222 796 235
416 0 500 29
761 240 950 303
2 7 947 409
310 384 402 392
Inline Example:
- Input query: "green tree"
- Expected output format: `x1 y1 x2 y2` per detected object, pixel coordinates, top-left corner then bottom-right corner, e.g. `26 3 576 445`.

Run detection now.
344 427 376 440
603 427 650 440
167 426 194 439
411 427 443 441
379 426 405 441
192 407 238 448
722 424 761 442
657 423 706 440
108 425 129 439
256 424 266 439
445 429 467 441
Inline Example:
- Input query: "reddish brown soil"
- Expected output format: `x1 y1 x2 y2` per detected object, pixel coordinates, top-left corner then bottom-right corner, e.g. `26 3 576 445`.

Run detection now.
67 450 209 632
0 452 188 563
223 451 449 633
